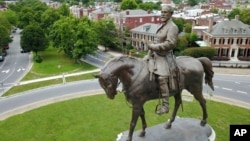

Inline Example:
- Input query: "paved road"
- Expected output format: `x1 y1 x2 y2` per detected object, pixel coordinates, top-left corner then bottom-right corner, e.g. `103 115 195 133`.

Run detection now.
0 79 104 120
0 28 31 95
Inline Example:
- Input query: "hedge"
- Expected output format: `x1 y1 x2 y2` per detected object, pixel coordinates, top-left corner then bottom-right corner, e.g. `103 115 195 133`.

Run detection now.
182 47 216 59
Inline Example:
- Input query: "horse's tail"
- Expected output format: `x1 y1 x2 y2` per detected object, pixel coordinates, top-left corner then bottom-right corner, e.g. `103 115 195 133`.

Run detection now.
198 57 215 91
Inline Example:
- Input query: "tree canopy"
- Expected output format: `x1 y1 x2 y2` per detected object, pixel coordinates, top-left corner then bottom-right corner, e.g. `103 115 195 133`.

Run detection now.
21 24 49 56
0 25 11 50
49 16 98 62
120 0 138 10
94 18 120 51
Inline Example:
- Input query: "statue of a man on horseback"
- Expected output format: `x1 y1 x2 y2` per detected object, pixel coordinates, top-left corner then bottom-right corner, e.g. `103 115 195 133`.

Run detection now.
144 5 179 115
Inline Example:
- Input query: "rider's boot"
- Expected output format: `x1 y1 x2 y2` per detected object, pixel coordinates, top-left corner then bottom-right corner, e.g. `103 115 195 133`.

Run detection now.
156 76 169 115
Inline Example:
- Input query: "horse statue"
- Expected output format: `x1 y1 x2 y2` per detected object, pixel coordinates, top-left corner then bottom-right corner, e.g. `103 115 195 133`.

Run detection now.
95 55 214 141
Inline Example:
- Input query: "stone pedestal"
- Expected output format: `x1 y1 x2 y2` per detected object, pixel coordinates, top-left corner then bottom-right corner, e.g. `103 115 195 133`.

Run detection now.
117 117 215 141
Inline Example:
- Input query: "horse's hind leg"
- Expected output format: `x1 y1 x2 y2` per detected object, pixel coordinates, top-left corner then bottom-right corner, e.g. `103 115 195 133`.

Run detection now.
139 107 147 137
166 93 182 129
193 91 207 126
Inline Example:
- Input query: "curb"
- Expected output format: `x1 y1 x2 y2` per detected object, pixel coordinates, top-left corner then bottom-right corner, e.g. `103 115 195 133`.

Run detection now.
0 89 249 121
0 89 104 121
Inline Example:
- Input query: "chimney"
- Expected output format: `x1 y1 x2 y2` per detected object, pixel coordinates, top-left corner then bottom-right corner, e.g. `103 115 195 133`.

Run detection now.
235 15 239 21
126 10 129 15
208 16 214 32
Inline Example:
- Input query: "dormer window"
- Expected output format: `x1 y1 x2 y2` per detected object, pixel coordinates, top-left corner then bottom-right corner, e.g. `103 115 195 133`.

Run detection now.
224 28 229 34
233 28 237 34
142 25 151 32
242 28 246 34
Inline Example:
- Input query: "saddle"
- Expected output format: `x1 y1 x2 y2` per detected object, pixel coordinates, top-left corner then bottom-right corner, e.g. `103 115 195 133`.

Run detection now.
145 51 181 92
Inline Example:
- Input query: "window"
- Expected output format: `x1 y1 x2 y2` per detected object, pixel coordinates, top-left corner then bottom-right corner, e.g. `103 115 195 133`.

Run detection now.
247 49 250 57
224 28 229 34
242 28 246 34
151 17 154 22
233 28 237 34
215 48 219 56
222 48 228 56
238 48 245 56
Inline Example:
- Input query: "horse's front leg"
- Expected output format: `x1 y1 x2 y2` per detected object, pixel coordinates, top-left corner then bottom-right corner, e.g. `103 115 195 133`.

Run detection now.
126 105 141 141
138 107 147 137
166 94 181 129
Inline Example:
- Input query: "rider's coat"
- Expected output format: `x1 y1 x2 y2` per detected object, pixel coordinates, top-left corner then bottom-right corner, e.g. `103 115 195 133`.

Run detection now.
147 18 179 77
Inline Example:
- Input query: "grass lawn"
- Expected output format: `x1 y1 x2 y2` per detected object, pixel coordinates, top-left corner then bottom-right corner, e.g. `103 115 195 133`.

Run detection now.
23 46 97 80
0 94 249 141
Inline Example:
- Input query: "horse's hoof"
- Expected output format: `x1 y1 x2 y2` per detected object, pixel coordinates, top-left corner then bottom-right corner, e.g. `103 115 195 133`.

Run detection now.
200 120 207 126
139 131 146 137
165 124 172 129
126 138 131 141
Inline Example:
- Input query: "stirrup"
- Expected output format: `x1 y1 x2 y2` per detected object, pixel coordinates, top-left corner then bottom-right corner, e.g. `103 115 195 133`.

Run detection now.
155 104 169 115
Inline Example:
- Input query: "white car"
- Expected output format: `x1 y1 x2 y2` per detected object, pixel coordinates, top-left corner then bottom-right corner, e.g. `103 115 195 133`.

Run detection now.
0 55 4 62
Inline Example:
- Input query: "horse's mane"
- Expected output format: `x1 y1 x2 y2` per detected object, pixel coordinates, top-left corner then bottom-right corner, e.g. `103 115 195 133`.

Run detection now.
101 55 140 73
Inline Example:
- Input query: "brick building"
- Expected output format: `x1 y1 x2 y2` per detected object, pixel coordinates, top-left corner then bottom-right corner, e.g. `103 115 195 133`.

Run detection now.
130 23 160 51
115 10 161 31
202 15 250 61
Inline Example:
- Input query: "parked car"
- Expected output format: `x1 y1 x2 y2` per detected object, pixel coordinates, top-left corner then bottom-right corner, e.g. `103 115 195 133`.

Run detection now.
0 55 4 62
4 44 9 50
1 50 7 56
20 48 30 53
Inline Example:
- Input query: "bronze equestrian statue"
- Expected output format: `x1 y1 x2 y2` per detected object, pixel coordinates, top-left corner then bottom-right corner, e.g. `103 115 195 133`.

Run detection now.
95 55 214 141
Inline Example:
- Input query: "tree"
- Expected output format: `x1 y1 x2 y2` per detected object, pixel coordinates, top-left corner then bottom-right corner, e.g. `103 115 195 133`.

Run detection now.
187 0 198 6
21 24 48 57
0 25 11 49
184 23 192 33
0 13 12 31
40 7 61 34
1 10 18 27
138 2 161 11
94 18 120 51
58 3 70 17
228 8 240 20
173 18 185 33
73 17 98 61
175 36 188 55
185 33 198 47
49 16 98 62
240 8 250 24
120 0 138 10
17 7 36 29
49 16 77 57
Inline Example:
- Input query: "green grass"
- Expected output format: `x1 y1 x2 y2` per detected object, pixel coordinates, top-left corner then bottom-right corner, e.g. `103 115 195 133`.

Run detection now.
0 94 249 141
23 47 97 80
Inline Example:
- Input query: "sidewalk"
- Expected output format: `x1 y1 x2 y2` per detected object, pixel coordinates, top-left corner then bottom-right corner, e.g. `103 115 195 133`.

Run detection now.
18 69 100 85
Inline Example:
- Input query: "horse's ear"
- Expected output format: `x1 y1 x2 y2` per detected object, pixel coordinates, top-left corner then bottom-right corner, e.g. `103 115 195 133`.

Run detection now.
94 74 100 78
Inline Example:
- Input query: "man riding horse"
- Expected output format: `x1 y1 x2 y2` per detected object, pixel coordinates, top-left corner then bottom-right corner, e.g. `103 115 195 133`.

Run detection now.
144 5 179 115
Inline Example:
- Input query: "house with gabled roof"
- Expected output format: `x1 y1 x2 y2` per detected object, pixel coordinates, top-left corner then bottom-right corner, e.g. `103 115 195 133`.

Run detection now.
130 23 160 51
202 15 250 61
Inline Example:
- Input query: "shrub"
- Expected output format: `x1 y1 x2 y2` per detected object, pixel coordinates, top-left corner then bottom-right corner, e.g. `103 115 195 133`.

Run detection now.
182 47 216 58
35 55 43 63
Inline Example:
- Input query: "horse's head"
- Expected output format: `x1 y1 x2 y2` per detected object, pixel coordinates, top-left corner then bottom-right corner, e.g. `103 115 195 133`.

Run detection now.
95 72 118 99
